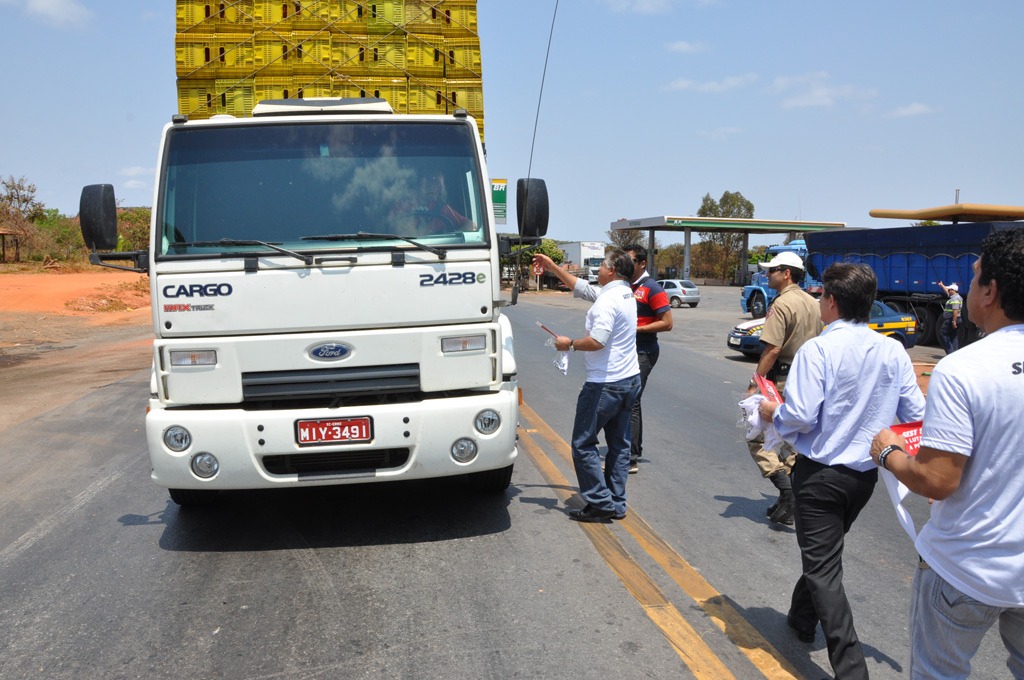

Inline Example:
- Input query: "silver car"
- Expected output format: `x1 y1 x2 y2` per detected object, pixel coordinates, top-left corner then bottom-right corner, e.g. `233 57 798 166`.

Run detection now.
657 279 700 308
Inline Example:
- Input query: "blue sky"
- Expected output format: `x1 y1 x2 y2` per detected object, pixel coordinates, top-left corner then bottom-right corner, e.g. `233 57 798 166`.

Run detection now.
1 1 1021 247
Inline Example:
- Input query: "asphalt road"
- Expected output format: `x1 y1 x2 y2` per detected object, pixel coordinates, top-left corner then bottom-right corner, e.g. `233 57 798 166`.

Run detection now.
0 285 1008 679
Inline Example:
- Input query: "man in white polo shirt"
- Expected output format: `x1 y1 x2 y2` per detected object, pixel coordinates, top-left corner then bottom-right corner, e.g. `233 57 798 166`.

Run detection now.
872 228 1024 678
534 249 641 522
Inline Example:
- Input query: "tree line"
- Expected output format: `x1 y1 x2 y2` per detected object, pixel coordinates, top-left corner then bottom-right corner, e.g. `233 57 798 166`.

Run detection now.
1 176 769 279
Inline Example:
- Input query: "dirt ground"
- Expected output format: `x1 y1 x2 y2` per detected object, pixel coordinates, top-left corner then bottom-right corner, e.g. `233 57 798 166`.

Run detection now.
0 270 936 433
0 269 153 432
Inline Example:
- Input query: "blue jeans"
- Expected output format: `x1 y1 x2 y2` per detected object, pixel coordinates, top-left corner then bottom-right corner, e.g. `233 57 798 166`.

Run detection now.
910 564 1024 679
939 317 959 355
571 375 641 515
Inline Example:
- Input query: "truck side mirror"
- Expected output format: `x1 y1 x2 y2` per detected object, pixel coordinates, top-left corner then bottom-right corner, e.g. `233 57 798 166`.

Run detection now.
80 184 118 251
516 178 548 239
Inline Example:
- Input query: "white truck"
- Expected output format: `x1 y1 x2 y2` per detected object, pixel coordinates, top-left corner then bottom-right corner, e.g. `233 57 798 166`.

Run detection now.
79 98 548 506
559 240 606 283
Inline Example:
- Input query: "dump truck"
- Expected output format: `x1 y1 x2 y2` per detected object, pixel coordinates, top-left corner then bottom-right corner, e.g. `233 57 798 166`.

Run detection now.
78 98 548 506
804 204 1024 346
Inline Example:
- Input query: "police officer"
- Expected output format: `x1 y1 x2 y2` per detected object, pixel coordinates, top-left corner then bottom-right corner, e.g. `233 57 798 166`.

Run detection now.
744 250 820 525
938 280 963 354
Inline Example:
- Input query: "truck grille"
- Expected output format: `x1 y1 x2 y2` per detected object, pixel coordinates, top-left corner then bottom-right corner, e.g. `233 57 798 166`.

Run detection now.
262 448 410 477
241 364 420 402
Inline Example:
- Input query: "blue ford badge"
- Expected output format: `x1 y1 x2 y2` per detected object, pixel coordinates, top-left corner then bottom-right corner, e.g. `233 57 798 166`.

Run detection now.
308 343 352 361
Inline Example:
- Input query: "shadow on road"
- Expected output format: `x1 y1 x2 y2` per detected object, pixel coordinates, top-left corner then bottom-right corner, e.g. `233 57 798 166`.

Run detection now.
133 477 516 552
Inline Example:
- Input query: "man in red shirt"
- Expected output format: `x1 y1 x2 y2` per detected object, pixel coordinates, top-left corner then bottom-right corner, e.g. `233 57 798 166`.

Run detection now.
624 245 673 474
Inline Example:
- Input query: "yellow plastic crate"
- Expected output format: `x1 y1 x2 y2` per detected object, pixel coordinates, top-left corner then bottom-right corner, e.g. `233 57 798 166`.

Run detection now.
176 34 255 78
350 76 409 110
177 0 256 33
366 1 406 35
445 77 483 116
405 33 446 76
441 36 481 78
437 1 478 37
407 76 449 114
176 78 216 118
291 30 334 73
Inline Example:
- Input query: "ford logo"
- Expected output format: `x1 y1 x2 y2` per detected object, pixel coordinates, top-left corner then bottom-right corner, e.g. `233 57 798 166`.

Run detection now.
308 343 352 361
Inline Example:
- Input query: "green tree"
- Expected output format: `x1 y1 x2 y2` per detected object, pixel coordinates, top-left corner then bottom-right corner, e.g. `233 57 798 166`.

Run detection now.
654 243 686 278
606 226 643 250
697 190 754 282
116 207 151 251
0 175 45 222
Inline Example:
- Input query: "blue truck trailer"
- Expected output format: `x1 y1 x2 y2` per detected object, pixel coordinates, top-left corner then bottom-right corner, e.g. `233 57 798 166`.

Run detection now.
804 204 1024 346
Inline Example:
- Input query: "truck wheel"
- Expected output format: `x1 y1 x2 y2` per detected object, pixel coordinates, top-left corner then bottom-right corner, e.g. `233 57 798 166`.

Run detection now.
670 296 682 308
914 306 938 346
750 292 766 318
468 464 514 493
168 488 218 507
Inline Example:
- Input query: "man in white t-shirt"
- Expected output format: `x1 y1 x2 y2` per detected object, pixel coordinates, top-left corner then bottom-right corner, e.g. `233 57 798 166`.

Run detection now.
533 249 641 522
872 228 1024 678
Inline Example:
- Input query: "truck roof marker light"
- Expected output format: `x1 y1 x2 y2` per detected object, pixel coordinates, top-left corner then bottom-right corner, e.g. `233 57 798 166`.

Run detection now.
442 335 485 353
451 438 478 464
169 350 217 367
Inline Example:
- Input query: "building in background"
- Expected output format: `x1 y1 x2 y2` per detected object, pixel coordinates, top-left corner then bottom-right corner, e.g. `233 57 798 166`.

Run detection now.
175 1 483 138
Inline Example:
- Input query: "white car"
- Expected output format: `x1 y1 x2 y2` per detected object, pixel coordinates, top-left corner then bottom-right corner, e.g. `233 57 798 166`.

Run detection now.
657 279 700 308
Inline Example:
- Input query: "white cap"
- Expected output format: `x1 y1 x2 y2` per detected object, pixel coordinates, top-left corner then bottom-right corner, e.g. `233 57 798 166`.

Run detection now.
758 251 805 270
948 283 958 291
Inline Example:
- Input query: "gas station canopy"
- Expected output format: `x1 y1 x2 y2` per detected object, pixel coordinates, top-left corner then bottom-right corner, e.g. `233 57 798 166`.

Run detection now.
609 216 846 282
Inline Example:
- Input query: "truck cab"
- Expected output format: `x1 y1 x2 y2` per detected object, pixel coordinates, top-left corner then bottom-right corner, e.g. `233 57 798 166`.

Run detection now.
79 98 548 505
740 240 821 317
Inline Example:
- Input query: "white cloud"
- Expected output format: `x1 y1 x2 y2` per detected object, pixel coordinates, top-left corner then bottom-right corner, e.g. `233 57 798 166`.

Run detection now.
123 180 149 191
885 102 936 118
120 167 154 178
666 73 757 93
667 40 706 54
4 0 92 26
600 0 673 14
771 71 876 109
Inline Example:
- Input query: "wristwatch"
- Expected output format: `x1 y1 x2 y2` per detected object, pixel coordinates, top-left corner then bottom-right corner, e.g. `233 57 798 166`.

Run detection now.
569 339 576 351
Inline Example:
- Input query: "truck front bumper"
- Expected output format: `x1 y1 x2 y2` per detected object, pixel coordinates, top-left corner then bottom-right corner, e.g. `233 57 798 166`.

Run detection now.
145 385 518 490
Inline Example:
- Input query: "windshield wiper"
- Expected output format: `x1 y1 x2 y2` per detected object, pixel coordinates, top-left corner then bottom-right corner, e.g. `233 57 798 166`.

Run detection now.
301 232 447 260
171 239 312 264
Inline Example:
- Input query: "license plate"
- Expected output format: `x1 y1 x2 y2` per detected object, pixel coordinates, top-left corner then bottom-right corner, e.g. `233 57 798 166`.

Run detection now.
728 336 740 346
296 417 373 446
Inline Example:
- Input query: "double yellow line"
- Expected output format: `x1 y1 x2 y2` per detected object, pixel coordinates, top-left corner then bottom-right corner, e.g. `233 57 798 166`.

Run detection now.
518 402 803 680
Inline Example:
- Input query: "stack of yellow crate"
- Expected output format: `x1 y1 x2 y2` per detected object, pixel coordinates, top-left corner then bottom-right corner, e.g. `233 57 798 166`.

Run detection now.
175 0 483 138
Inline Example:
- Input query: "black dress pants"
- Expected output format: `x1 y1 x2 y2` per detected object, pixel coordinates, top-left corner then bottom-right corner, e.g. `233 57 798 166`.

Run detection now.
790 455 877 680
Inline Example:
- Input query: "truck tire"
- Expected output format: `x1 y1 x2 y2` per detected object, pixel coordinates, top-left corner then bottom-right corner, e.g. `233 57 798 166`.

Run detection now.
914 306 938 346
168 488 218 507
468 464 514 493
749 292 766 318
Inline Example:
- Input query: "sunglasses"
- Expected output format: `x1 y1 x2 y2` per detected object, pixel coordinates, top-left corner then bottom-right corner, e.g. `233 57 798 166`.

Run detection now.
768 266 786 274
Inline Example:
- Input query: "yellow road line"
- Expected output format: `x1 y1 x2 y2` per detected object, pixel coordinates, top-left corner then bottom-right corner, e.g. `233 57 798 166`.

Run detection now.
518 425 736 679
520 402 802 680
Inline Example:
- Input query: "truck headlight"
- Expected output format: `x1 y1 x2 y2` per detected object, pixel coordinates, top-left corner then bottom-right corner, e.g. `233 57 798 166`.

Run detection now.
163 425 192 452
190 452 219 478
451 438 478 463
474 409 500 434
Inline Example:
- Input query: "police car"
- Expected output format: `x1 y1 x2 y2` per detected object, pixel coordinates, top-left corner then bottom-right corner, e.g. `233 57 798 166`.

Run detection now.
727 300 917 358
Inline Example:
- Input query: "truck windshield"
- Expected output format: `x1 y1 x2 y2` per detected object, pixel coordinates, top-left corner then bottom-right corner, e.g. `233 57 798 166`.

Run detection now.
158 121 487 258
